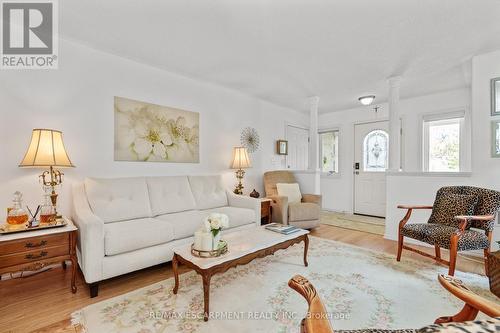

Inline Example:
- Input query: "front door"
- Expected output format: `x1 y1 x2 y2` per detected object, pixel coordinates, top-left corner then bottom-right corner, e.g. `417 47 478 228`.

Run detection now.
286 125 309 170
354 121 389 217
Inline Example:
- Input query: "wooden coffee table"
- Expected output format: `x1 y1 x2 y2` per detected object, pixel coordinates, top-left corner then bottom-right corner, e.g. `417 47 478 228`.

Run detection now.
172 226 309 321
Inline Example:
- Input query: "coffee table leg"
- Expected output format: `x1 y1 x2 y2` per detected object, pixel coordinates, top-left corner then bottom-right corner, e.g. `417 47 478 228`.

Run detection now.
202 273 212 321
303 234 309 267
172 254 179 294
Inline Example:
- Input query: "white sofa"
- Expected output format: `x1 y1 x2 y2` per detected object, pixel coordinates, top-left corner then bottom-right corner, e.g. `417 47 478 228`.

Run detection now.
72 175 260 297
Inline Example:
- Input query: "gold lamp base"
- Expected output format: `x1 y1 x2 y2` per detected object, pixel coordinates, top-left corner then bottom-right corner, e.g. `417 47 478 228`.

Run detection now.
233 169 245 195
41 166 64 218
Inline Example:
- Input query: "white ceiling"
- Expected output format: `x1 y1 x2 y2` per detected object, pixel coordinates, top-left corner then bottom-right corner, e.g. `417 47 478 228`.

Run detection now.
60 0 500 113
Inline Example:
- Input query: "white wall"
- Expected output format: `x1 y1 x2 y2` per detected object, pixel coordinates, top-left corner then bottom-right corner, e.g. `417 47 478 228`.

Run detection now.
0 39 307 220
385 50 500 248
319 88 470 213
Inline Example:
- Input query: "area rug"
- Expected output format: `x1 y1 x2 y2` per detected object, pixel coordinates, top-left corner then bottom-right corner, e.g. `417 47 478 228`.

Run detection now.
71 237 493 333
321 211 385 235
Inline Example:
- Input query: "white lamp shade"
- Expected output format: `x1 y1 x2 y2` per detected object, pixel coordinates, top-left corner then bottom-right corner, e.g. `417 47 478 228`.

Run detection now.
19 129 74 167
231 147 251 169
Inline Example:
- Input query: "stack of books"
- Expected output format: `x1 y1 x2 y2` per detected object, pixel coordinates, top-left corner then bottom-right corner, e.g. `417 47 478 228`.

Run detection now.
265 223 300 235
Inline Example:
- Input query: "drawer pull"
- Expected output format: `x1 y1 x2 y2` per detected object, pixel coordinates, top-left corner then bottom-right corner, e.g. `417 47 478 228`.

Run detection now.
25 240 47 248
25 251 48 260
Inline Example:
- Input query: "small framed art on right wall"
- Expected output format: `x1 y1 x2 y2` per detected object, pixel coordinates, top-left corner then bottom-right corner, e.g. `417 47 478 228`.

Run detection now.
491 77 500 116
492 120 500 158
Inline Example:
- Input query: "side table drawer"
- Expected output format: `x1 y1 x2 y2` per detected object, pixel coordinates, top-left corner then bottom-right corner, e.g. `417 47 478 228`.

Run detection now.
0 245 69 268
0 233 69 255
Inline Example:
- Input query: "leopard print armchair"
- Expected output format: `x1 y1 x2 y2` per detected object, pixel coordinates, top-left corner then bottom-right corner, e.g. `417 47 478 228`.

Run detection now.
396 186 500 276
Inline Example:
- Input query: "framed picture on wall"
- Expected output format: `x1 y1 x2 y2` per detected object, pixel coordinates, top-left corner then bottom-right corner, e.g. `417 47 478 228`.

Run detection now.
492 120 500 158
114 96 200 163
491 77 500 116
277 140 288 155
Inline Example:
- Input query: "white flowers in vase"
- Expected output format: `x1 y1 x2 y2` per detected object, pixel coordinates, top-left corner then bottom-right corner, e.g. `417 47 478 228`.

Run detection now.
204 213 229 237
204 213 229 250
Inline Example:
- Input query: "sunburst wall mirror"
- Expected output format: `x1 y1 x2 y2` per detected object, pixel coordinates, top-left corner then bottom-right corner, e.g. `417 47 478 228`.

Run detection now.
240 127 260 153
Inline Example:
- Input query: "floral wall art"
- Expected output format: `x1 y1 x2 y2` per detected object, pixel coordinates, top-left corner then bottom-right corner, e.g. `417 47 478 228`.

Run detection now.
114 97 199 162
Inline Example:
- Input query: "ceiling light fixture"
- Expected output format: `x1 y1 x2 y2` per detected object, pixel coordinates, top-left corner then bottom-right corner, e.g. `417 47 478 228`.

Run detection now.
358 95 376 106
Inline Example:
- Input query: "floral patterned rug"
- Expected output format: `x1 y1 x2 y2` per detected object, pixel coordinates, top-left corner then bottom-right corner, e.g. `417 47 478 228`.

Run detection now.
71 237 493 333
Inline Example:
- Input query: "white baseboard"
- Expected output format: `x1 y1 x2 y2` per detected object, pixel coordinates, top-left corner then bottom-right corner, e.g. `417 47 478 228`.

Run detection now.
321 208 352 214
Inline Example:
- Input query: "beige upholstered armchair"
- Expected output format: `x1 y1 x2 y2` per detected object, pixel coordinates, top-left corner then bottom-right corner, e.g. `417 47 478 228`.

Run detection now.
263 171 321 229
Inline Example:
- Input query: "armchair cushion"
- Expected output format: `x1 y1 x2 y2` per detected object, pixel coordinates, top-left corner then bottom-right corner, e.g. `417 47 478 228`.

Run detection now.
402 224 490 251
417 318 500 333
264 171 296 197
277 183 302 204
431 186 500 231
289 202 320 222
428 194 478 229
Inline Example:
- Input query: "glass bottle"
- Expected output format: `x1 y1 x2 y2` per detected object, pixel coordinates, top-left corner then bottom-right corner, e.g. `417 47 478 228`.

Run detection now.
7 191 29 225
40 194 55 224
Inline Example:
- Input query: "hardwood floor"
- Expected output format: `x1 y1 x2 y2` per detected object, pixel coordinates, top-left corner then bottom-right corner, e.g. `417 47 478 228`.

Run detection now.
0 224 486 333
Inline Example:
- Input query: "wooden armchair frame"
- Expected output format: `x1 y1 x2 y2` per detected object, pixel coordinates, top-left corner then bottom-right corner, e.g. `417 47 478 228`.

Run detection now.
396 205 494 276
288 275 333 333
435 274 500 323
288 274 500 333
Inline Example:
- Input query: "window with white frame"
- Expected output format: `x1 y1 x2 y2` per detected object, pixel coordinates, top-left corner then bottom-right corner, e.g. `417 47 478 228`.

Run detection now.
319 130 339 174
423 113 465 172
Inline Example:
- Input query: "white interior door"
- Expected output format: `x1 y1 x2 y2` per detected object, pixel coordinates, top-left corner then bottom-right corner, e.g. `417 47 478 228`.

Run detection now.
286 125 309 170
354 121 389 217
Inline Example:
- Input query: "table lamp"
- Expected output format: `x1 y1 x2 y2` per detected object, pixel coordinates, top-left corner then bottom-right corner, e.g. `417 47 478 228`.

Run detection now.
231 147 251 195
19 129 74 217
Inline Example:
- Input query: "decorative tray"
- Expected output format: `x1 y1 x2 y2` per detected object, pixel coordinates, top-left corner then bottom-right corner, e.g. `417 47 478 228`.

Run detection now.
0 218 67 235
191 240 228 258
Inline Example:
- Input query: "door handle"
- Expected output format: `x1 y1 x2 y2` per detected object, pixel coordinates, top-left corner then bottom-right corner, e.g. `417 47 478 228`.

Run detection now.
354 171 359 175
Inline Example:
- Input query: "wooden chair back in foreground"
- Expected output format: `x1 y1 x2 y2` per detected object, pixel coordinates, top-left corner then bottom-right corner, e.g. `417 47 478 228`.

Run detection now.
288 274 500 333
288 275 333 333
435 274 500 323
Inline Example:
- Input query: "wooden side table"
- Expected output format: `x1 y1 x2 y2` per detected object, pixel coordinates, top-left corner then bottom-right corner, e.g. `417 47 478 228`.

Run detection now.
260 198 272 225
0 217 78 293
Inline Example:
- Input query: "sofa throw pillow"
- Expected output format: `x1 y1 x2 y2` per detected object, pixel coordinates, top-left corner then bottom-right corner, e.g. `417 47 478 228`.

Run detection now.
428 193 478 229
276 183 302 204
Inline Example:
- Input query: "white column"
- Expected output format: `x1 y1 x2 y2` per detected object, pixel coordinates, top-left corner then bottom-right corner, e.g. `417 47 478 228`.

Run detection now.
387 76 402 172
308 96 321 194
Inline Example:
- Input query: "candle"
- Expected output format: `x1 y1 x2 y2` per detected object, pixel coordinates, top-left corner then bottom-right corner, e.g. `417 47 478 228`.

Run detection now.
201 232 213 251
194 229 203 250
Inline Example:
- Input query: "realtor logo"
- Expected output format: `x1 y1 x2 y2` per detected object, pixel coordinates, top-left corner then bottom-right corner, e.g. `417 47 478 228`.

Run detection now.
1 0 58 69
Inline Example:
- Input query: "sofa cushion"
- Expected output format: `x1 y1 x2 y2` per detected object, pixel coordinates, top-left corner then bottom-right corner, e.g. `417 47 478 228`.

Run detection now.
288 202 320 222
85 177 152 223
147 176 196 216
202 206 255 229
188 175 228 209
156 210 205 240
104 218 174 255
